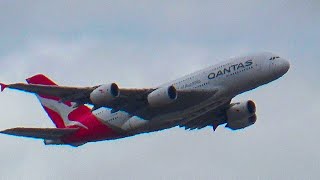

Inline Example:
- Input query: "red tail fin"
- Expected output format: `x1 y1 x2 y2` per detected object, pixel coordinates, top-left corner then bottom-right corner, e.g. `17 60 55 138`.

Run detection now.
26 74 56 86
26 74 91 128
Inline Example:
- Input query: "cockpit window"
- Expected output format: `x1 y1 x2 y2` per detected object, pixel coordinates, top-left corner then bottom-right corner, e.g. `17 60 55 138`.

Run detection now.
269 56 280 60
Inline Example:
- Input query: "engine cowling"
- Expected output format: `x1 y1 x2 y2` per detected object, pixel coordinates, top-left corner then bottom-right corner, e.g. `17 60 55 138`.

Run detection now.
90 83 120 105
226 100 257 130
147 86 177 107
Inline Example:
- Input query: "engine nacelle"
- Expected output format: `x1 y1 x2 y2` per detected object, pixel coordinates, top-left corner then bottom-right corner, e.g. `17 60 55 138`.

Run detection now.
90 83 119 105
147 86 177 107
226 100 257 130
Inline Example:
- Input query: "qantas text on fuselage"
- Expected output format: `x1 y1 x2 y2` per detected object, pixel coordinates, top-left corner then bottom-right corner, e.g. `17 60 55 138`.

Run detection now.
208 60 253 79
0 52 290 146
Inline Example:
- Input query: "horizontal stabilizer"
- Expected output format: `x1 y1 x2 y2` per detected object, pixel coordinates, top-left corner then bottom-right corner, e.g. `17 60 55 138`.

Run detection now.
0 127 78 139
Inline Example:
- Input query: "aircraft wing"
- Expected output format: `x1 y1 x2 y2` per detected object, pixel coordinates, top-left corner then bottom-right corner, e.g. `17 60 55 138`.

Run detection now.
178 100 230 131
0 82 218 119
1 83 96 98
0 82 153 106
1 82 103 104
0 127 78 139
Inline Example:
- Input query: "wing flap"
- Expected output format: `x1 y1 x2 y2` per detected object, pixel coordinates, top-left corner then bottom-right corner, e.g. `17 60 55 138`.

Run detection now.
177 100 230 130
0 127 78 139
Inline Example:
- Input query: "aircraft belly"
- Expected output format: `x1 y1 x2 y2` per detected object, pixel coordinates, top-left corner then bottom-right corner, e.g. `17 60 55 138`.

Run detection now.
137 96 231 133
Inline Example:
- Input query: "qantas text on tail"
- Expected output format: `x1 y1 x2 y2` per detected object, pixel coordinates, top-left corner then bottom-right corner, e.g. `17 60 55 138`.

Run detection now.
0 52 290 146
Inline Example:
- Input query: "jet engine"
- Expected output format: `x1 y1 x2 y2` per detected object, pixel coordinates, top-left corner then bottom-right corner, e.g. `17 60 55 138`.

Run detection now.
90 83 120 105
225 100 257 130
147 86 177 107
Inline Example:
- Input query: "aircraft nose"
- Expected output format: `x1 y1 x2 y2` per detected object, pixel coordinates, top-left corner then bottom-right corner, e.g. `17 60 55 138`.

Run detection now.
280 59 290 74
270 58 290 78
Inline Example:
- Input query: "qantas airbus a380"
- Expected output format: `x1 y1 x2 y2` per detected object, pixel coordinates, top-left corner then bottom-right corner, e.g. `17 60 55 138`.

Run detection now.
0 52 289 146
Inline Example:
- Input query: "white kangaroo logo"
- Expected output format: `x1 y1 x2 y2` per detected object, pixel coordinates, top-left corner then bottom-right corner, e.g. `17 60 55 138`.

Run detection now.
38 97 88 129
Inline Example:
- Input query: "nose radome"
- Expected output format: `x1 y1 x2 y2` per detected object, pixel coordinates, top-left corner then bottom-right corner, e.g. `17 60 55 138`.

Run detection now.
281 59 290 74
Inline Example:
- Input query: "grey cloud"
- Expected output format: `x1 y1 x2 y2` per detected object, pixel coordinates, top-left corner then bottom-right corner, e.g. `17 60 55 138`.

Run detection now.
0 1 318 44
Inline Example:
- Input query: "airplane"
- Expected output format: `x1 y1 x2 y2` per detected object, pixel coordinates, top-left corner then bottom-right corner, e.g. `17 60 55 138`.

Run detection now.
0 52 290 146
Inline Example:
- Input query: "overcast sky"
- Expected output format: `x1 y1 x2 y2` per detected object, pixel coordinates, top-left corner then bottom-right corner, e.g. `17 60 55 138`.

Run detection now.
0 1 319 179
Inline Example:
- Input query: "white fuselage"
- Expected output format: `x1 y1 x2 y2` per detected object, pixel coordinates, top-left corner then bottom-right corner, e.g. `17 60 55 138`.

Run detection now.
93 52 290 134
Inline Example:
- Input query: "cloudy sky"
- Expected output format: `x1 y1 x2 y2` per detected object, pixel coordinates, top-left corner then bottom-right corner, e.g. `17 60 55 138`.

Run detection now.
0 0 319 179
